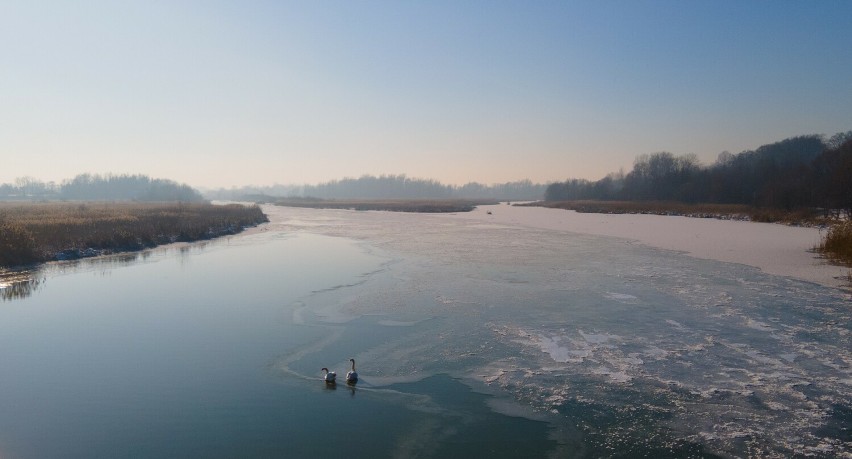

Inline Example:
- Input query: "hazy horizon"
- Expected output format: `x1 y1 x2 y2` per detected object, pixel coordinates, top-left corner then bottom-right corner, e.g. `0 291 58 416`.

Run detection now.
4 1 851 189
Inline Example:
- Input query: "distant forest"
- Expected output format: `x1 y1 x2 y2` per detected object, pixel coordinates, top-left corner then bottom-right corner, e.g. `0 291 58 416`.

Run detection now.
204 176 548 201
7 130 849 210
546 131 852 215
0 174 204 202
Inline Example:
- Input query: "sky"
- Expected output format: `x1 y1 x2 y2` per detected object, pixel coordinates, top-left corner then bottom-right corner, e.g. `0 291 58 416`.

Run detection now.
2 1 851 189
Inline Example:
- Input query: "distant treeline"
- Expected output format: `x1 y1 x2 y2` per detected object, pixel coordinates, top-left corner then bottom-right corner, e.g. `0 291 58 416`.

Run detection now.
203 175 547 201
1 174 204 202
546 131 852 215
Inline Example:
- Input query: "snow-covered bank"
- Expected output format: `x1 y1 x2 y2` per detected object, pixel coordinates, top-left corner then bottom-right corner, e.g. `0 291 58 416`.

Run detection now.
450 204 849 289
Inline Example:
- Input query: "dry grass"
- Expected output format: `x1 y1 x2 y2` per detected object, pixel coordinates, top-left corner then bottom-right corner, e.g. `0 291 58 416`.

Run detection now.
0 202 267 267
817 221 852 267
273 198 498 213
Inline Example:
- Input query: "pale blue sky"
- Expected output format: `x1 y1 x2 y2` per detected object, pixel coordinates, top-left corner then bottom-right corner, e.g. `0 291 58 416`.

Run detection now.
2 1 851 188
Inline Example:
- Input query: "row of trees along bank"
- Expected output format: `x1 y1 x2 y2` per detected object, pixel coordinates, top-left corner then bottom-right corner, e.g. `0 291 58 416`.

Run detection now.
545 132 852 217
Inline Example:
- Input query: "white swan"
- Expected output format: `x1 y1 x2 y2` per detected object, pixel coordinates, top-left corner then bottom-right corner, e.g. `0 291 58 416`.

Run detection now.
345 358 358 383
321 367 336 383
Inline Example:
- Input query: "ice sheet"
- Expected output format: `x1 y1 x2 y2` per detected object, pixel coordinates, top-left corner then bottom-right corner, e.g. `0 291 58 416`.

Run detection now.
261 205 851 457
451 204 848 288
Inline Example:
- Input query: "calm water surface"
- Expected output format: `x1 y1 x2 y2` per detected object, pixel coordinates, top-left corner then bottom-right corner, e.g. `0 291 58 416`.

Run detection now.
1 207 850 458
0 231 553 458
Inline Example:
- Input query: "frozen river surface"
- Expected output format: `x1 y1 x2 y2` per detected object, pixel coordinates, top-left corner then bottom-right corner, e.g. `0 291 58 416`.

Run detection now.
267 205 851 457
0 204 849 458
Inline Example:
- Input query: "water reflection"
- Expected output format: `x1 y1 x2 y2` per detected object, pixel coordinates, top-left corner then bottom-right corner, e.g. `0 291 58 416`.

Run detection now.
0 273 42 301
321 380 358 397
1 249 158 301
59 250 150 269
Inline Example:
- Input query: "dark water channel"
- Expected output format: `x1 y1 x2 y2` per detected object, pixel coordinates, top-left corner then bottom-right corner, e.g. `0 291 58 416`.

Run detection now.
0 232 554 458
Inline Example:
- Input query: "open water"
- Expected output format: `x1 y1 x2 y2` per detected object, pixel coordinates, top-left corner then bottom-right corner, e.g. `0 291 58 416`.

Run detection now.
0 206 849 458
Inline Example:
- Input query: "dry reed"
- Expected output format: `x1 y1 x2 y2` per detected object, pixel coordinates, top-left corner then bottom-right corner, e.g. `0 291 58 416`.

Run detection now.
817 221 852 266
0 202 267 267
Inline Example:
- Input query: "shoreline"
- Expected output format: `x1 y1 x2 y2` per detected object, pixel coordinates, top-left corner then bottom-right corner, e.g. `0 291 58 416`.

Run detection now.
447 203 850 289
0 202 268 270
270 198 495 213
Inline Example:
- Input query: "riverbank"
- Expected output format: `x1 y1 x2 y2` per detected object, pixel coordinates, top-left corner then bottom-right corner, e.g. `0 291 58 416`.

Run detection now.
448 203 850 289
0 202 268 268
528 200 833 225
272 198 496 213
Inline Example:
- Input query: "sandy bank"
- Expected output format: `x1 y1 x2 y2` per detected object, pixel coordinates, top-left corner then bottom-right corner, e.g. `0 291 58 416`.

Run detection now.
448 204 849 289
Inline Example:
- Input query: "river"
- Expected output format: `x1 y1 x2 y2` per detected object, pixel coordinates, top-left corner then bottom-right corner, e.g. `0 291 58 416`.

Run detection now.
0 205 849 458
